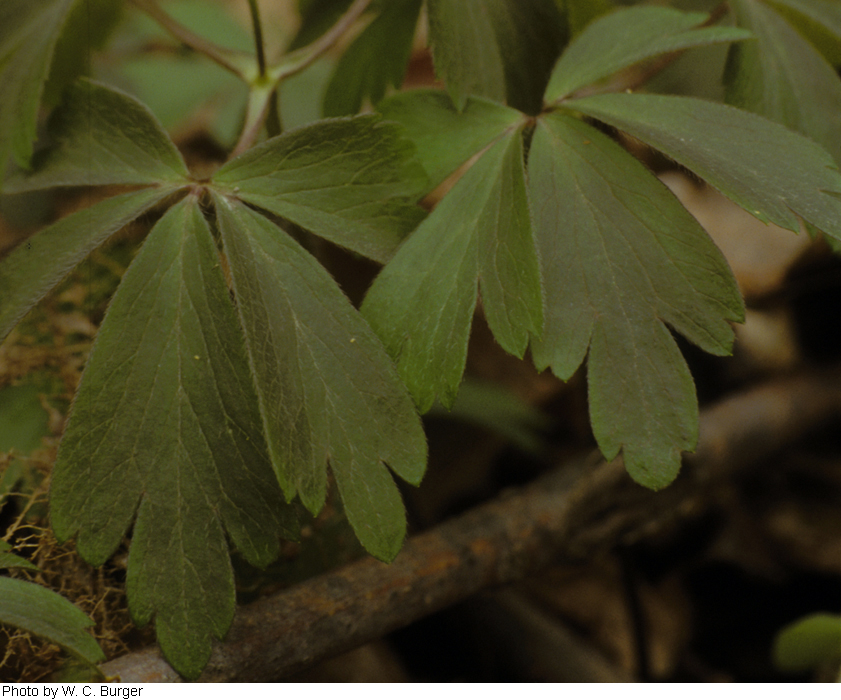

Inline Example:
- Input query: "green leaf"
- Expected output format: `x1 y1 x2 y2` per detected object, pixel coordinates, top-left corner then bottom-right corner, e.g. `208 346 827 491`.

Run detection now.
725 0 841 165
0 384 50 454
0 576 104 665
290 0 355 50
0 461 25 511
0 0 76 170
545 6 752 102
212 195 426 562
0 542 39 571
427 0 566 113
323 0 423 116
566 93 841 243
50 197 296 680
362 130 541 412
774 613 841 672
4 80 189 194
528 114 742 489
378 89 525 191
771 0 841 35
0 554 36 570
111 0 253 148
428 379 551 455
0 187 176 344
562 0 615 36
767 0 841 63
42 0 122 109
213 116 426 263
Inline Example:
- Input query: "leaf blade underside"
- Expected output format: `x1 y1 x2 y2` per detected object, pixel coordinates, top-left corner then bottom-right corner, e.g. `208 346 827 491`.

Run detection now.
212 116 427 264
213 195 426 562
50 197 296 680
529 113 743 489
362 130 542 413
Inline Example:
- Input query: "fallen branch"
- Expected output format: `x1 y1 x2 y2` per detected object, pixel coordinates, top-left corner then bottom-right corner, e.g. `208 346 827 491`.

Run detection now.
101 366 841 682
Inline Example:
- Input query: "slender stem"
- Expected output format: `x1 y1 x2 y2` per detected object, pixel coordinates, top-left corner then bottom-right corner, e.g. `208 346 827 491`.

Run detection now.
130 0 249 78
265 90 283 138
247 0 267 78
230 85 275 158
229 0 373 157
269 0 373 82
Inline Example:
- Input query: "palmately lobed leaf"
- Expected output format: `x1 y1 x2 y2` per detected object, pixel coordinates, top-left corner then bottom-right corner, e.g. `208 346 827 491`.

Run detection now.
567 93 841 244
362 130 542 413
544 5 752 102
3 79 189 194
528 113 743 489
212 115 427 264
213 195 427 562
51 197 297 680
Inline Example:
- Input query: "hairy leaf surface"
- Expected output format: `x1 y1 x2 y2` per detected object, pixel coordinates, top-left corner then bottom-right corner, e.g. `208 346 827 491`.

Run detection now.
0 187 177 344
0 0 75 170
4 80 189 194
427 0 566 113
362 131 541 413
529 114 743 488
378 89 525 190
0 577 104 665
323 0 423 116
213 116 426 263
567 93 841 242
51 198 296 680
725 0 841 165
545 6 752 102
213 195 426 562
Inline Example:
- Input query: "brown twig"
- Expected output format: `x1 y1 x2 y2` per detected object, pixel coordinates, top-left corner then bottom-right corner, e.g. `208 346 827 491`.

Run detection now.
101 365 841 682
